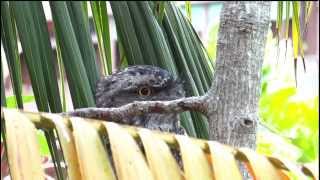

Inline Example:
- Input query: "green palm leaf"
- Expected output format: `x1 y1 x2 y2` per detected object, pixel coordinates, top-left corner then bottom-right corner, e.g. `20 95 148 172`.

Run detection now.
66 2 100 94
91 1 113 75
50 1 95 109
1 1 23 109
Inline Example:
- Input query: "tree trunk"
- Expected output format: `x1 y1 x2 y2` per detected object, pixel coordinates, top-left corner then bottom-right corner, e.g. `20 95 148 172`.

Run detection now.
206 1 271 148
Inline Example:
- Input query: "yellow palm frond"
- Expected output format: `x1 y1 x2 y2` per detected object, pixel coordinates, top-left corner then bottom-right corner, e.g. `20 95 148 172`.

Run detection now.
1 108 318 180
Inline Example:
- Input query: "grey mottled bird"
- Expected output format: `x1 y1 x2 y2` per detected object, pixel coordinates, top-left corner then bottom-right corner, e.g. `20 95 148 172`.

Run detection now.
95 65 186 135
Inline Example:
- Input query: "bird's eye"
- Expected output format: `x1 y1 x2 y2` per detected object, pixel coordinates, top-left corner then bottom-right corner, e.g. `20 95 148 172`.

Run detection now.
138 86 152 96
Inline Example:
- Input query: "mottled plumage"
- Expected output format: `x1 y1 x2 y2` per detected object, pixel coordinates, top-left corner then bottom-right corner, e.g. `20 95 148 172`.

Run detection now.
95 65 186 134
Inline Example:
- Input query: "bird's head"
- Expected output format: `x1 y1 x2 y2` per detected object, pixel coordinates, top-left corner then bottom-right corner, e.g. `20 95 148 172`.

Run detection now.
95 65 185 108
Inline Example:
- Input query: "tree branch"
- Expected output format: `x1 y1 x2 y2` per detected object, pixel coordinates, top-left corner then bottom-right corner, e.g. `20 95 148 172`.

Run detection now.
62 96 209 123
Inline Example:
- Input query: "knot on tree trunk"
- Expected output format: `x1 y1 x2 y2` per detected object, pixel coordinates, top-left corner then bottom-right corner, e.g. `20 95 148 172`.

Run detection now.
231 114 258 134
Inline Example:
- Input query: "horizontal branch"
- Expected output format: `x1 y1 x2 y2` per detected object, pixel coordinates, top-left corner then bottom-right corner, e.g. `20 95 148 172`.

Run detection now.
61 96 208 122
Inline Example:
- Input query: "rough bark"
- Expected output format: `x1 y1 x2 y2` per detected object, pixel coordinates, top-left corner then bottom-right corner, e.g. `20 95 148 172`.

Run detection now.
206 1 271 148
63 96 207 122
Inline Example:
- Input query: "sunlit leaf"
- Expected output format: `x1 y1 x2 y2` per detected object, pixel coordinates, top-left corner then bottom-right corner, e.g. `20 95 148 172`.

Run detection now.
6 95 35 108
259 86 318 163
185 1 192 22
37 130 50 156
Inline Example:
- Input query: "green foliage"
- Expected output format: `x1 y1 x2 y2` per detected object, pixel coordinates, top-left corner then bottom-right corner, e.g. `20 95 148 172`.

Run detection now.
31 2 63 113
37 131 50 156
6 95 35 108
1 1 24 109
154 1 167 23
206 23 219 62
11 2 48 112
260 65 272 95
259 82 319 163
258 9 318 162
66 1 100 94
50 1 95 109
91 1 113 75
185 1 192 22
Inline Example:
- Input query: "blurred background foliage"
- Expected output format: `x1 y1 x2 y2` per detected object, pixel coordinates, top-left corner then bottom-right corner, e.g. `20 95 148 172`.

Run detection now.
258 62 318 163
206 23 219 63
257 27 318 164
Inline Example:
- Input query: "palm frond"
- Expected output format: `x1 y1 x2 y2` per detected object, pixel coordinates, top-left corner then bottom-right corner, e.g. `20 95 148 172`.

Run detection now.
1 108 318 180
90 1 113 75
50 1 95 109
1 1 24 109
185 1 192 22
66 2 100 94
10 1 51 112
277 1 314 86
